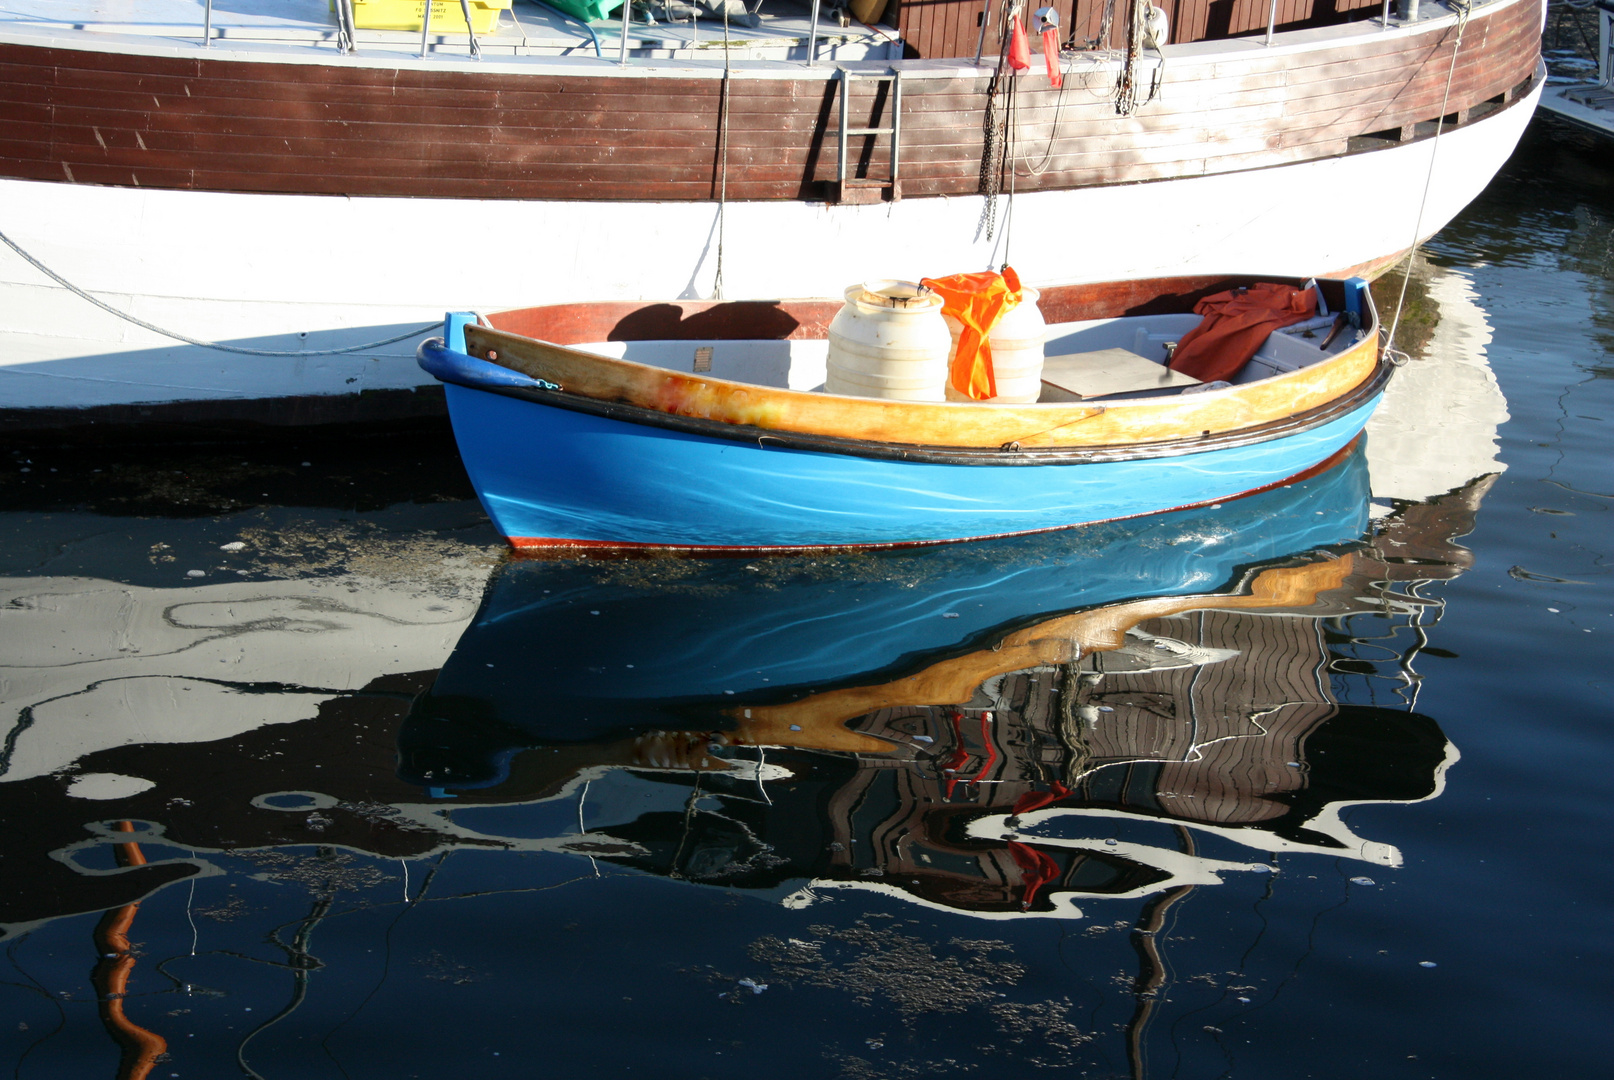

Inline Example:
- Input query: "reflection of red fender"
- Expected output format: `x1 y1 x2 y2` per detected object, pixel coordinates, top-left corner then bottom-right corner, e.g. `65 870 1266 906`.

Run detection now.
92 823 168 1080
940 710 970 798
1008 840 1061 909
1011 780 1071 817
969 711 999 786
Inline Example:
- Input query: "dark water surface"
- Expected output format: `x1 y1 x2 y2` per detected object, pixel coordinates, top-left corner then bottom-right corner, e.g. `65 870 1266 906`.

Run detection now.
2 119 1611 1080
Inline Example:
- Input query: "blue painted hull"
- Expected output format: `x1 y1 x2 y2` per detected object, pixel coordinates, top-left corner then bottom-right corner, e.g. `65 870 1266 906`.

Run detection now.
440 377 1383 549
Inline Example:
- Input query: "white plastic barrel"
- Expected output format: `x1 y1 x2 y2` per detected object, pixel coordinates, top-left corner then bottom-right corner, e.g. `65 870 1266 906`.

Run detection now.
825 281 952 402
943 286 1047 403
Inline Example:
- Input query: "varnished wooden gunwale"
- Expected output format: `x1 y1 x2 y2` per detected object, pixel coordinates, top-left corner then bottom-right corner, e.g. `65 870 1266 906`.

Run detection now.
462 358 1390 465
0 0 1540 201
464 275 1382 452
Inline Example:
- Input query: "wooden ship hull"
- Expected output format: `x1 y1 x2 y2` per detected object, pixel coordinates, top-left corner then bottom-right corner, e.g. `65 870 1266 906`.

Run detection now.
0 0 1542 429
422 275 1386 549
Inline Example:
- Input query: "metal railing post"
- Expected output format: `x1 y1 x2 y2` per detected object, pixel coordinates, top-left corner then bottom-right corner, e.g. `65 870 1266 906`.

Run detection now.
619 0 631 64
203 0 213 47
974 0 992 64
419 0 432 57
1265 0 1278 45
1604 8 1613 87
459 0 482 58
808 0 820 66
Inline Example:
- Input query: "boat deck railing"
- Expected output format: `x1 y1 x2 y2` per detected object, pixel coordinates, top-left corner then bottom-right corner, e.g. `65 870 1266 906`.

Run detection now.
0 0 901 64
0 0 1493 68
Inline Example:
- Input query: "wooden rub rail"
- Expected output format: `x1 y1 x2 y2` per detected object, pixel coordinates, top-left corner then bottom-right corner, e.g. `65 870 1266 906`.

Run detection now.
0 0 1541 202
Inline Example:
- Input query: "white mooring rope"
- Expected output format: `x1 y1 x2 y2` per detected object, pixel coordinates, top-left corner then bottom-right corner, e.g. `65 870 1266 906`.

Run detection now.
1383 0 1474 359
0 226 442 357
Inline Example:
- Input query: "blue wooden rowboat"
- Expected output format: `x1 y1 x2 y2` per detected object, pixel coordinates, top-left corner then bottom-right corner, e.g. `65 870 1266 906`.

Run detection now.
418 275 1385 551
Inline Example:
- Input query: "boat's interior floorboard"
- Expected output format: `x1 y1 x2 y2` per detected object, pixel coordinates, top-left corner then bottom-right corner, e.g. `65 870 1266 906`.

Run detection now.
571 312 1367 403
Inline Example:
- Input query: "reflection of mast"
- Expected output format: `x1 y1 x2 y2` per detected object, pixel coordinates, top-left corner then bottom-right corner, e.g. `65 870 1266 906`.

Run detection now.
1125 826 1196 1080
236 893 331 1080
90 822 167 1080
1325 473 1496 711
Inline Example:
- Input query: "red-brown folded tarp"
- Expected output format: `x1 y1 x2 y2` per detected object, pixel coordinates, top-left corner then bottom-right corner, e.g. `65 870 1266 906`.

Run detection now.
1168 282 1318 384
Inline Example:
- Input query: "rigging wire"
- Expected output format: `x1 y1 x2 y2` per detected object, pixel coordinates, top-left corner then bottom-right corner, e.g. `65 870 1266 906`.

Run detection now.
712 5 734 300
0 226 442 357
1383 1 1474 357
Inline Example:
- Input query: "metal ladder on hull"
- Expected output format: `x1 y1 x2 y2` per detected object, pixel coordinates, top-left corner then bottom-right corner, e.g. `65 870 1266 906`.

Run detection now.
834 68 901 204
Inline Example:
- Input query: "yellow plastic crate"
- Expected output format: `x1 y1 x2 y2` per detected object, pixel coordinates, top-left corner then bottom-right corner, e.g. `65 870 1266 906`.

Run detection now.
339 0 513 34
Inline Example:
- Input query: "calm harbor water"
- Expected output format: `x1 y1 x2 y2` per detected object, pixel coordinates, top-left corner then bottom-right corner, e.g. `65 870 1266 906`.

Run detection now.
1 117 1611 1080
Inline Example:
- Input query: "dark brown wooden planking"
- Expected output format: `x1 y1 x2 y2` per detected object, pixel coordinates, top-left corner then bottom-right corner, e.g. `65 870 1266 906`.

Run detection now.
0 0 1538 202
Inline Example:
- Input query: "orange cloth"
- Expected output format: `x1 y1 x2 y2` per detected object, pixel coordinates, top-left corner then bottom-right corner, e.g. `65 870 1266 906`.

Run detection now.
1168 283 1319 384
920 266 1024 401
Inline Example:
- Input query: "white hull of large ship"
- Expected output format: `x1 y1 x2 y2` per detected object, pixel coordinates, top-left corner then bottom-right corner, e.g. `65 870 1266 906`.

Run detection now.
0 73 1541 415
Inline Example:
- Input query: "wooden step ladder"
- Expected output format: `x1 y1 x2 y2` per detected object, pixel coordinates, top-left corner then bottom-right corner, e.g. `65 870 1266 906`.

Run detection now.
834 68 901 204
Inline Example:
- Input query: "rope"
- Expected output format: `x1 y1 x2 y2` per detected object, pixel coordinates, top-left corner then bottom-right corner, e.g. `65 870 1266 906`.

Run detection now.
712 4 733 300
1383 1 1472 356
1001 69 1019 268
0 226 441 356
1018 41 1071 178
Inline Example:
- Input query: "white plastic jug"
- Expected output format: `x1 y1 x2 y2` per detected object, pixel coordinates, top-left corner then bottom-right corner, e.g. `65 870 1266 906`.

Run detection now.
825 281 952 402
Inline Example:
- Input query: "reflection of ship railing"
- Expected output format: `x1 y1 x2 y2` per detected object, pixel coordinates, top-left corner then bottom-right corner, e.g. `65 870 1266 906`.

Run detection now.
1328 472 1495 711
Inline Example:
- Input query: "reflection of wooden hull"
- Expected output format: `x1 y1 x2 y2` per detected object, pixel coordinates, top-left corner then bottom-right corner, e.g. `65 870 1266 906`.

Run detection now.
425 278 1387 549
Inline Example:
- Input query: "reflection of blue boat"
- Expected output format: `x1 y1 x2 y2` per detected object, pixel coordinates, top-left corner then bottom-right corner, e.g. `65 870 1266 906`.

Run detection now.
402 439 1370 785
418 277 1384 550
